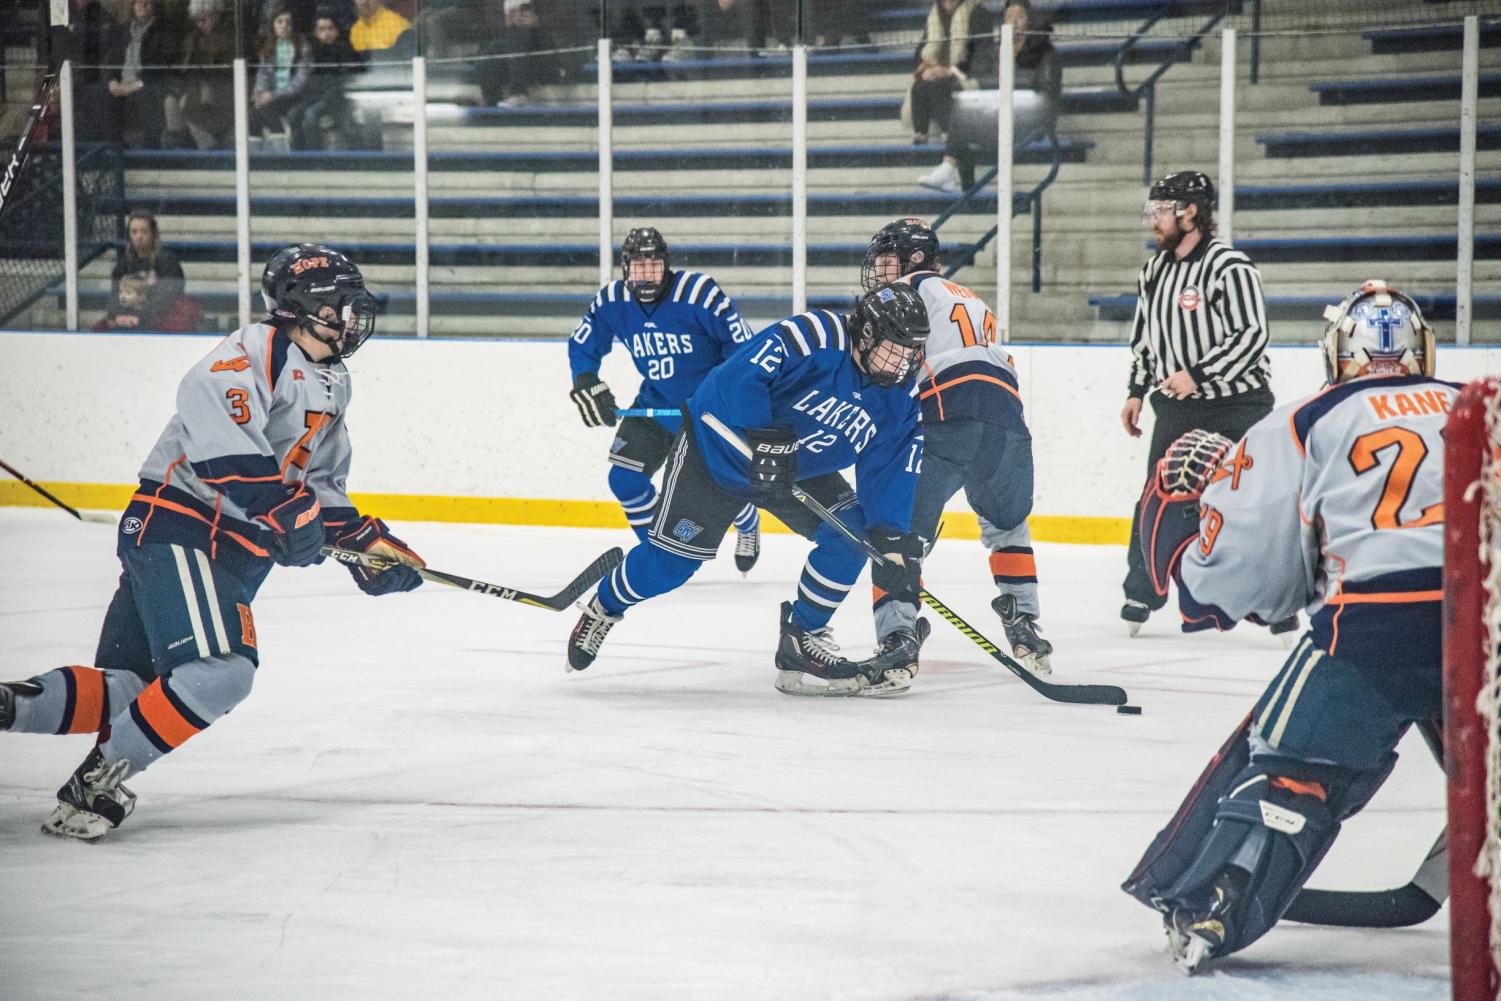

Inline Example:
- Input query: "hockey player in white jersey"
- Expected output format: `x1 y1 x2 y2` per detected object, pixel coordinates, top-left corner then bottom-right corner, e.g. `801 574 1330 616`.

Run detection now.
0 244 427 841
1121 281 1453 972
857 218 1052 682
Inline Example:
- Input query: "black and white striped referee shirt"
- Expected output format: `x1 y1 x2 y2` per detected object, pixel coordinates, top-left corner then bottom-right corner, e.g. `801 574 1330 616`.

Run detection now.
1127 238 1271 401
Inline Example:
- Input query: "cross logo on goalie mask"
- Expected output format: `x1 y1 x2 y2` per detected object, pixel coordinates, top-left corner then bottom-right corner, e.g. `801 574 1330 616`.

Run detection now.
1366 306 1402 351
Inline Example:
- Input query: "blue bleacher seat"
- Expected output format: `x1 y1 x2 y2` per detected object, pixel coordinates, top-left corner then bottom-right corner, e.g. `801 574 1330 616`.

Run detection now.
1258 124 1501 158
1310 73 1501 106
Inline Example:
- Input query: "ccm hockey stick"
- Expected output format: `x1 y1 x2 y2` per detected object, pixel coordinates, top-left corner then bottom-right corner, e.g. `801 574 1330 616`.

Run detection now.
322 545 623 611
788 484 1130 707
0 458 117 524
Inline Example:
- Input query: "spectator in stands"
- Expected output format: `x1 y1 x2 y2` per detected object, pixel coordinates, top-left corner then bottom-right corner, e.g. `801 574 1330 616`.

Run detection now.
251 5 313 145
287 11 364 149
101 0 178 149
256 0 354 34
93 271 204 332
696 0 794 54
349 0 411 55
902 0 996 146
111 209 186 313
66 0 112 139
162 0 236 149
808 0 871 48
917 0 1059 193
476 1 561 105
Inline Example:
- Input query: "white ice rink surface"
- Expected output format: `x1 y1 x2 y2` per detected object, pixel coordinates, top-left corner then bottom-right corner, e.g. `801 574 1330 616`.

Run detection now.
0 509 1449 1001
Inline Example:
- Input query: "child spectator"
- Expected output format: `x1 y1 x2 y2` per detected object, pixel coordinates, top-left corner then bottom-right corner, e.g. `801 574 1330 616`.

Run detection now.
101 0 178 149
93 271 205 332
251 5 313 144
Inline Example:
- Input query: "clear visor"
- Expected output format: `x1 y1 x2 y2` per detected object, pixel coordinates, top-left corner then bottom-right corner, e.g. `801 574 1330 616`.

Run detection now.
1142 199 1180 225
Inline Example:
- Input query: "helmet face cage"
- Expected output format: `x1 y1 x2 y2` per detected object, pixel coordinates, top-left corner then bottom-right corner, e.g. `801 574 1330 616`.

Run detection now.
851 283 930 387
860 218 940 292
621 227 670 303
1320 281 1434 385
261 244 377 359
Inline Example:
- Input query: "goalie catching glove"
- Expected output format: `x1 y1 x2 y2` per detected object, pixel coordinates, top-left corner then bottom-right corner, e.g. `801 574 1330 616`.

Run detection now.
1136 429 1233 599
331 516 425 595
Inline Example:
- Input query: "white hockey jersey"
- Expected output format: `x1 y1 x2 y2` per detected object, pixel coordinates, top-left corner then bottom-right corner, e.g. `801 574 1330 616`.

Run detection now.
125 324 359 562
1178 373 1458 665
901 271 1025 429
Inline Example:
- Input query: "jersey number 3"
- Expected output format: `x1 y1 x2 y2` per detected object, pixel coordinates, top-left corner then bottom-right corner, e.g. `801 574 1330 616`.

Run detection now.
1347 428 1443 531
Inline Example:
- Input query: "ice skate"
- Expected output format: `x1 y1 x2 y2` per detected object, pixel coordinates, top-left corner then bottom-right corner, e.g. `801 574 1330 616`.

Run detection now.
852 618 930 697
567 596 622 673
42 747 136 842
774 602 867 697
993 595 1053 675
0 679 41 730
1121 599 1151 638
734 521 760 575
1163 872 1241 975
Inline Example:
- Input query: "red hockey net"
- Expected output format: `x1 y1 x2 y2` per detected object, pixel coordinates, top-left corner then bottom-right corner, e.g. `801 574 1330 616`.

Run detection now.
1444 376 1501 1001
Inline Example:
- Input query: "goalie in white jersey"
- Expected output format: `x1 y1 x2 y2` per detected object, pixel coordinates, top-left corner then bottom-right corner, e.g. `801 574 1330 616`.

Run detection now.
1121 281 1454 973
856 219 1052 683
0 244 428 841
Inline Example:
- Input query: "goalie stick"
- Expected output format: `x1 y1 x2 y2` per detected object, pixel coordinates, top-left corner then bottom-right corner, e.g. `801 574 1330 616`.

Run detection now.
321 545 623 611
788 485 1130 707
1283 828 1447 928
0 458 117 524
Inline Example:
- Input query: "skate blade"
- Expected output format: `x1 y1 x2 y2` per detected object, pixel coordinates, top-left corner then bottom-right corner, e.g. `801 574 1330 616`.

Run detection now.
1016 649 1052 677
1168 931 1213 976
774 671 866 697
858 669 913 697
41 803 112 842
1127 621 1143 638
1278 632 1297 651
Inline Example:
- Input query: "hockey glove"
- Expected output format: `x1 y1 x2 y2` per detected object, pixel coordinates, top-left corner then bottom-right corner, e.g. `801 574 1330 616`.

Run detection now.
869 528 923 605
1136 429 1233 598
255 488 326 567
332 516 425 595
745 426 797 499
570 372 618 428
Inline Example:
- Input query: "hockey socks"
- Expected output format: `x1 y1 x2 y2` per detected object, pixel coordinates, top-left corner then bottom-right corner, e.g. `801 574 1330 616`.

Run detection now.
6 665 146 736
96 653 256 775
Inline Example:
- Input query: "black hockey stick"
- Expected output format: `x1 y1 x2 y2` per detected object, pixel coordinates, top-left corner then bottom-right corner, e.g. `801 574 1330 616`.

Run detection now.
788 485 1129 707
322 545 623 611
1283 827 1447 928
0 457 117 524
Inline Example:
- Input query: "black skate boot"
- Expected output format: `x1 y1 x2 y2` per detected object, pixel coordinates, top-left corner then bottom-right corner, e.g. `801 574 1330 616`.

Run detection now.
774 602 867 697
42 747 137 842
734 520 760 575
1121 599 1151 638
853 618 931 697
567 596 622 673
1164 868 1246 975
994 595 1053 675
0 680 42 730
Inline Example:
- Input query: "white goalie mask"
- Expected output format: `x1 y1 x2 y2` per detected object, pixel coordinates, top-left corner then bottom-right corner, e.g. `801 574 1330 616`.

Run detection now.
1320 280 1435 385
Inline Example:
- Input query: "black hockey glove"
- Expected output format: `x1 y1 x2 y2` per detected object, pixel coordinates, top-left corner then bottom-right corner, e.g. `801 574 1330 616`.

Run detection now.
869 528 923 605
570 372 618 428
255 488 326 567
745 426 797 499
332 516 425 596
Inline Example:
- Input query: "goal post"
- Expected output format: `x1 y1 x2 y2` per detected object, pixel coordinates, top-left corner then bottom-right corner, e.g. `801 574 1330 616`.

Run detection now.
1443 375 1501 1001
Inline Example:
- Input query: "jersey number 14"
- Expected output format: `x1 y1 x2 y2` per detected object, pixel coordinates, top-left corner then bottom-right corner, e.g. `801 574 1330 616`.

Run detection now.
950 304 998 347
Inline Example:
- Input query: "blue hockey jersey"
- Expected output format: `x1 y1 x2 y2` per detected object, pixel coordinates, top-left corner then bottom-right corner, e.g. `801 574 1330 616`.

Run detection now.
566 270 752 410
687 309 924 533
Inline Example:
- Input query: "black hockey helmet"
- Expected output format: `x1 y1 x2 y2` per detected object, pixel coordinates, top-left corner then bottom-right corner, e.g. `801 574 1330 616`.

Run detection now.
861 217 941 292
1147 170 1216 223
621 226 671 303
261 243 378 360
849 282 930 388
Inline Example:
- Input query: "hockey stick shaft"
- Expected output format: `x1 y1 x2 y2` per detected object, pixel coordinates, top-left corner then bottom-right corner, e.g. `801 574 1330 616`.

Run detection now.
321 545 623 611
788 485 1128 707
1284 827 1447 928
0 458 116 524
619 408 682 418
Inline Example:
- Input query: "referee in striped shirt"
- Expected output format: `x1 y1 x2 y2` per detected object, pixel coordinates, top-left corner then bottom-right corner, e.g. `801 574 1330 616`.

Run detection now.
1118 170 1283 635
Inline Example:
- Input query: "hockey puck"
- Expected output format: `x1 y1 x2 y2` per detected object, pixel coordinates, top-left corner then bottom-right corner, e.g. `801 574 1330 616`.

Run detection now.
1116 704 1143 715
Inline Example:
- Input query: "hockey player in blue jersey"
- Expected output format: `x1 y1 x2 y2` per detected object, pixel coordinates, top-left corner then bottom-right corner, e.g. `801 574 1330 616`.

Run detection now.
567 227 762 572
1122 282 1454 973
566 283 931 697
0 245 427 841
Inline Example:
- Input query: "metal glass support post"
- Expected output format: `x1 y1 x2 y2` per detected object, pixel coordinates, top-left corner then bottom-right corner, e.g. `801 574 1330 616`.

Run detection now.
1457 16 1478 347
413 56 429 338
1218 28 1236 247
1141 83 1155 187
996 22 1014 341
233 57 251 327
792 43 808 315
60 59 79 330
598 37 614 289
